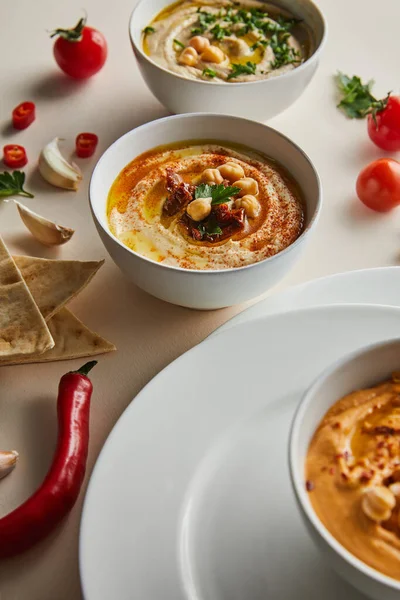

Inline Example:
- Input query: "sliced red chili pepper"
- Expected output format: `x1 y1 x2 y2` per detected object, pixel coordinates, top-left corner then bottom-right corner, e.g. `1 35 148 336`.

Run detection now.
75 132 98 158
0 360 97 558
3 145 28 169
12 102 36 130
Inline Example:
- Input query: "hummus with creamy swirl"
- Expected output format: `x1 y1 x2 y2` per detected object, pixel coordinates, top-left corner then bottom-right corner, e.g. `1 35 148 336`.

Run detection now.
142 0 312 83
107 141 304 271
306 373 400 581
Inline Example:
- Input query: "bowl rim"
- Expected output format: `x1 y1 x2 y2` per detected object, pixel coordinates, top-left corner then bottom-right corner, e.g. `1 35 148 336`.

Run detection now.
89 112 322 275
289 336 400 592
128 0 328 88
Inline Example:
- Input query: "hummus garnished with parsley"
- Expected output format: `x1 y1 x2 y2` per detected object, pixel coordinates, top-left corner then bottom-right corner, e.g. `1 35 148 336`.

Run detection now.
107 140 304 270
306 373 400 581
142 0 312 83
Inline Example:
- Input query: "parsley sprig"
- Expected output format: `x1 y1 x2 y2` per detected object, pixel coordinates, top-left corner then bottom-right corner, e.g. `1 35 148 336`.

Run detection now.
336 72 391 119
198 218 222 238
202 68 217 78
195 183 240 205
191 9 217 35
173 38 185 49
143 26 155 35
0 171 34 199
210 24 231 40
269 32 300 69
227 62 257 80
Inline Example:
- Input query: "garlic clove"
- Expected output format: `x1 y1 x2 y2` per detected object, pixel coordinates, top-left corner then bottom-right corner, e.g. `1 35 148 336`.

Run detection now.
0 450 18 480
15 201 74 246
39 137 82 191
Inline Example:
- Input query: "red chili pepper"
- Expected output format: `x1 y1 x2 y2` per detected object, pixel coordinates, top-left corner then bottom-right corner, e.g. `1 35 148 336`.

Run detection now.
3 145 28 169
0 361 96 558
75 133 98 158
12 102 36 130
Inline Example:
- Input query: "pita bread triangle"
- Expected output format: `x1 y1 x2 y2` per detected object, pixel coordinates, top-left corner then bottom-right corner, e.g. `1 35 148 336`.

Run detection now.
0 307 115 366
0 236 54 358
13 255 105 321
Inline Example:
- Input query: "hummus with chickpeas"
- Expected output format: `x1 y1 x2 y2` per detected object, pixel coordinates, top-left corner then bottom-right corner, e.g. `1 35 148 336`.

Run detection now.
306 373 400 581
142 0 312 83
107 141 304 270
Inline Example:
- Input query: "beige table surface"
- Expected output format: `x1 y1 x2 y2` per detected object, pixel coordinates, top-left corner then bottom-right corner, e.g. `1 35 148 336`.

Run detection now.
1 0 400 598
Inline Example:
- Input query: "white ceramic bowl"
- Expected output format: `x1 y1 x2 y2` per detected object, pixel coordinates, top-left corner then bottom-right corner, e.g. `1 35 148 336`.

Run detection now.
289 338 400 600
89 113 321 309
129 0 327 121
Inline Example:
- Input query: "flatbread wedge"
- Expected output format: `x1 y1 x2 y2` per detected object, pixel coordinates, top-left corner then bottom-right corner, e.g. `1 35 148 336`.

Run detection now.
0 236 54 358
0 307 115 366
13 256 105 321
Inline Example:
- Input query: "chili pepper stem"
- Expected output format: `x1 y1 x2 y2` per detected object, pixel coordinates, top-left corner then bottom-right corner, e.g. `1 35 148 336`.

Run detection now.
75 360 97 376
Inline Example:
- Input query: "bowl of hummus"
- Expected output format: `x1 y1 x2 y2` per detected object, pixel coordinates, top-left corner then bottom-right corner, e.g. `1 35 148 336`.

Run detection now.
290 338 400 600
90 113 321 309
129 0 326 120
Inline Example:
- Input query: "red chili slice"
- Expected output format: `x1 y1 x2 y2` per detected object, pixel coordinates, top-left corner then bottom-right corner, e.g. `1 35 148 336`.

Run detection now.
3 145 28 169
12 102 36 130
75 133 98 158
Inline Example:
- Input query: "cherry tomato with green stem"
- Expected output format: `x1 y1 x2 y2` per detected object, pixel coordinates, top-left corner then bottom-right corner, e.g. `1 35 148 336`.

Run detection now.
50 16 107 79
367 96 400 152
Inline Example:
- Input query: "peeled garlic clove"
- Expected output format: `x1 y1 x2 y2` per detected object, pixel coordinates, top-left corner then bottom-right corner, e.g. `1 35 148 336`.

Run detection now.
39 137 82 191
15 201 74 246
0 450 18 480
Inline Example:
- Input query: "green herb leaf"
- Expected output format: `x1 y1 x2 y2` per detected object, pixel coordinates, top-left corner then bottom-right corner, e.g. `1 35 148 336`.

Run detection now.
269 32 301 69
202 67 217 78
173 38 185 49
336 72 390 119
227 61 257 80
206 222 223 235
210 24 231 40
0 171 34 199
195 183 241 205
192 9 217 34
250 40 268 51
143 26 155 35
197 218 222 238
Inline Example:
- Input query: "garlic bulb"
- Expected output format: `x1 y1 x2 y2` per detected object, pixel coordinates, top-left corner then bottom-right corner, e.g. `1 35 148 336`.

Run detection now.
15 201 74 246
0 450 18 480
38 137 82 190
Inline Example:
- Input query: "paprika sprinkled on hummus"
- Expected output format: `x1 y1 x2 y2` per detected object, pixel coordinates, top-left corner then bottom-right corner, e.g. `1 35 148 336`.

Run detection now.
107 140 304 270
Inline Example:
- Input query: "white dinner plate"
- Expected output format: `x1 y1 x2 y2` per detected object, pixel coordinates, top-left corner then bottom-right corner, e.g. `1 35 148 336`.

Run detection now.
215 267 400 335
80 304 400 600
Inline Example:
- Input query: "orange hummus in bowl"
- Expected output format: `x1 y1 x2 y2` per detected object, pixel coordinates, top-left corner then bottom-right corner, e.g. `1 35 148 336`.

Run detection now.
306 373 400 581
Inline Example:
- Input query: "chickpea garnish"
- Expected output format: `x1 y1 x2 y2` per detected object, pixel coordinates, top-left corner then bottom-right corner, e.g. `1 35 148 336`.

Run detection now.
189 36 210 53
178 47 198 67
361 486 395 522
187 197 212 222
235 194 260 218
233 177 259 197
218 161 245 182
201 45 226 64
201 168 224 185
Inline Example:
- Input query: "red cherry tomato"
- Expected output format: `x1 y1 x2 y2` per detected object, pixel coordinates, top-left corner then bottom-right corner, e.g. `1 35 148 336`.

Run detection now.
12 102 36 130
3 145 28 169
367 96 400 152
51 17 107 79
75 133 98 158
356 158 400 212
